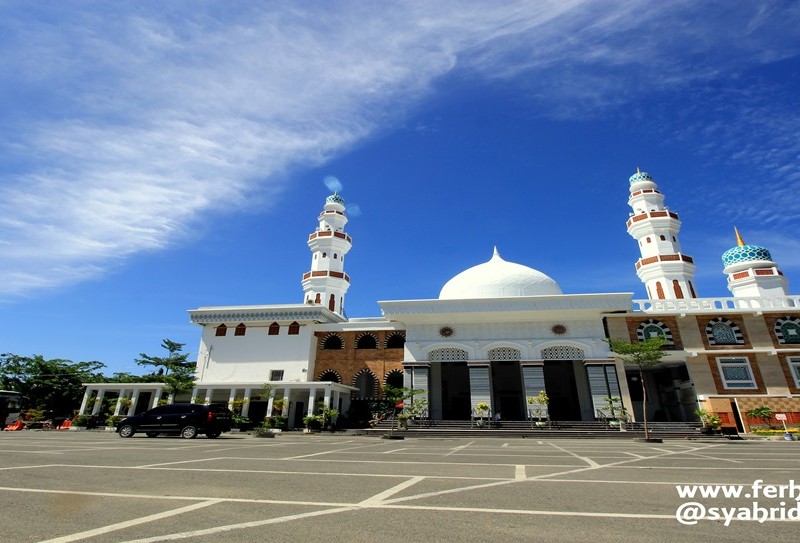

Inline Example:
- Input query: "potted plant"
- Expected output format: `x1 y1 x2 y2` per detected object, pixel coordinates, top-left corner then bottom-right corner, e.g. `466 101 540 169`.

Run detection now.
706 413 722 434
71 414 90 429
527 391 550 428
396 413 409 430
302 414 323 433
603 397 628 429
695 408 714 434
475 401 490 427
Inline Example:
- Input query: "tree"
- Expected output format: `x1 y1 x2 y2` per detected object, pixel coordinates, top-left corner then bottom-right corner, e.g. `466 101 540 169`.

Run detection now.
606 336 667 438
0 353 105 416
135 339 195 398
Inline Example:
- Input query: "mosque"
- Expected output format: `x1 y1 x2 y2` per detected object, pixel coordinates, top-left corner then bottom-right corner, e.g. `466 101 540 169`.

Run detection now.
80 170 800 433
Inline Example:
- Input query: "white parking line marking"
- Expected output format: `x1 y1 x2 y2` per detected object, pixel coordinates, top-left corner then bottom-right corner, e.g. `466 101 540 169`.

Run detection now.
445 441 475 456
38 499 222 543
515 465 526 480
118 507 360 543
359 476 425 505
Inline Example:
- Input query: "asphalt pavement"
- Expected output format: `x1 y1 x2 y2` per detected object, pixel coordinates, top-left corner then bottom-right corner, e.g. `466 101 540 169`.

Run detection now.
1 430 799 542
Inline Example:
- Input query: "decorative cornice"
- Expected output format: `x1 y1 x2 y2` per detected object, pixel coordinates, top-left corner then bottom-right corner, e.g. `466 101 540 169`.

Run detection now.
188 304 346 325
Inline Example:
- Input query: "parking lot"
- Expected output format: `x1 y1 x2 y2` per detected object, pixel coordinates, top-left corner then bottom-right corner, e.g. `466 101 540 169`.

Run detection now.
1 431 799 542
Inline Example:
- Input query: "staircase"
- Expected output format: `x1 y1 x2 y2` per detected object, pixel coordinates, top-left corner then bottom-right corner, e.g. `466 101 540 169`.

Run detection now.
357 419 720 439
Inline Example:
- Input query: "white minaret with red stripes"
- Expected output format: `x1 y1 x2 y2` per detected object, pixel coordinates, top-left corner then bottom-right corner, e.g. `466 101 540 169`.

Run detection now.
626 169 697 300
302 193 352 315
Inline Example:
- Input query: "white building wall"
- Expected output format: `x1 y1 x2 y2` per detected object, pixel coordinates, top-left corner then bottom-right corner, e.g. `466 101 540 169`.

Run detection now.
195 324 318 384
402 319 611 362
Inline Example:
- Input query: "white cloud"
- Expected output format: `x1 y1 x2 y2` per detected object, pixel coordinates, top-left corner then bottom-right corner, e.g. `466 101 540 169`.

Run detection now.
1 1 798 297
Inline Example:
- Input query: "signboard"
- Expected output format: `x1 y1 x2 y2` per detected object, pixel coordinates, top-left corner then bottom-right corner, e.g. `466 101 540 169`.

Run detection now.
775 413 787 421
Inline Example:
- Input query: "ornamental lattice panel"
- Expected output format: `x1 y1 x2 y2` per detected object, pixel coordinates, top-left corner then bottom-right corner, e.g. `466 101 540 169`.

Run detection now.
540 345 585 360
488 347 521 361
428 348 469 362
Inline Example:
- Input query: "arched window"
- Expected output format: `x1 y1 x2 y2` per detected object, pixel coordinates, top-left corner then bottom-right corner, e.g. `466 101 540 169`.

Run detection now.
660 235 666 241
356 333 378 349
314 293 321 304
655 282 665 299
215 324 227 337
322 333 344 350
384 369 404 389
317 370 341 383
385 333 406 349
673 280 684 299
636 319 674 345
288 322 300 335
775 317 800 344
268 322 280 336
328 294 336 311
235 323 246 336
352 370 378 399
646 237 652 243
706 318 744 345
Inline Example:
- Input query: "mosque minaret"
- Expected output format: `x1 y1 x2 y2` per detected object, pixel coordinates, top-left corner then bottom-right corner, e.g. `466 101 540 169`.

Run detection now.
722 227 788 298
626 169 697 300
302 192 352 315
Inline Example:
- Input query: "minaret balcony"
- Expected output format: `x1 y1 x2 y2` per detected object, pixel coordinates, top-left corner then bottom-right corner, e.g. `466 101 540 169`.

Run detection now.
728 267 783 282
626 210 679 228
302 270 350 282
635 253 694 270
308 231 352 243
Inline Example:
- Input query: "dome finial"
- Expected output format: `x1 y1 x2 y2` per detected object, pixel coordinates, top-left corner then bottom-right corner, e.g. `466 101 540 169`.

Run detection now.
734 226 746 247
493 246 499 257
636 166 640 174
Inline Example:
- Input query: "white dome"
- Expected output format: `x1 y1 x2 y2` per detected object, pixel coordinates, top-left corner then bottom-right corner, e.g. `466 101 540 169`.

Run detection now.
439 248 562 300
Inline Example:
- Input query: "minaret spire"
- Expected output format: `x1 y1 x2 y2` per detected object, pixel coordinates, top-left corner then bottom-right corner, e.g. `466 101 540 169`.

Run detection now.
301 192 352 315
734 226 746 247
626 169 697 300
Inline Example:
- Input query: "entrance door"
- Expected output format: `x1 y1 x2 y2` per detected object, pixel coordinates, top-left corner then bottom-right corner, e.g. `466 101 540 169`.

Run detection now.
491 361 524 420
543 360 581 421
440 362 471 419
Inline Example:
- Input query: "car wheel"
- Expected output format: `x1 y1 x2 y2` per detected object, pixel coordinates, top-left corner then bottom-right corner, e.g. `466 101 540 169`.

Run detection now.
180 426 198 439
118 425 135 438
146 432 159 438
206 431 221 439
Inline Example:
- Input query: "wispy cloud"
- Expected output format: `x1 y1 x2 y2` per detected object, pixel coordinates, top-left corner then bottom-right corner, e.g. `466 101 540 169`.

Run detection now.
1 1 798 298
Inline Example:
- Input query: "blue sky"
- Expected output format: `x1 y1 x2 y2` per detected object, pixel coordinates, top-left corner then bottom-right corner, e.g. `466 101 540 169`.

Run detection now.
2 1 800 375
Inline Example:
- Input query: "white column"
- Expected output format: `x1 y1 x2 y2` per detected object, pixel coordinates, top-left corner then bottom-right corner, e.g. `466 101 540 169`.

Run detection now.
307 388 318 416
228 388 237 411
241 388 252 417
266 388 275 418
128 390 140 416
323 386 332 409
332 390 340 412
282 388 290 417
151 388 163 409
114 389 128 416
190 387 198 403
78 388 92 415
204 388 213 405
167 393 175 404
91 390 105 415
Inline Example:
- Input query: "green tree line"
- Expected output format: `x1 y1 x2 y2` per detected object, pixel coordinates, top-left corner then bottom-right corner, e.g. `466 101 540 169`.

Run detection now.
0 339 195 418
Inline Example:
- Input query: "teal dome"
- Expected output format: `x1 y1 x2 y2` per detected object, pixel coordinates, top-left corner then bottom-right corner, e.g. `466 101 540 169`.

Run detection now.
326 193 345 205
629 171 653 184
722 245 773 267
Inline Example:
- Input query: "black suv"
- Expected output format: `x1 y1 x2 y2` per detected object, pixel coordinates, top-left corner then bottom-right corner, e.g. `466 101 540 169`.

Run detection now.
116 403 233 439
